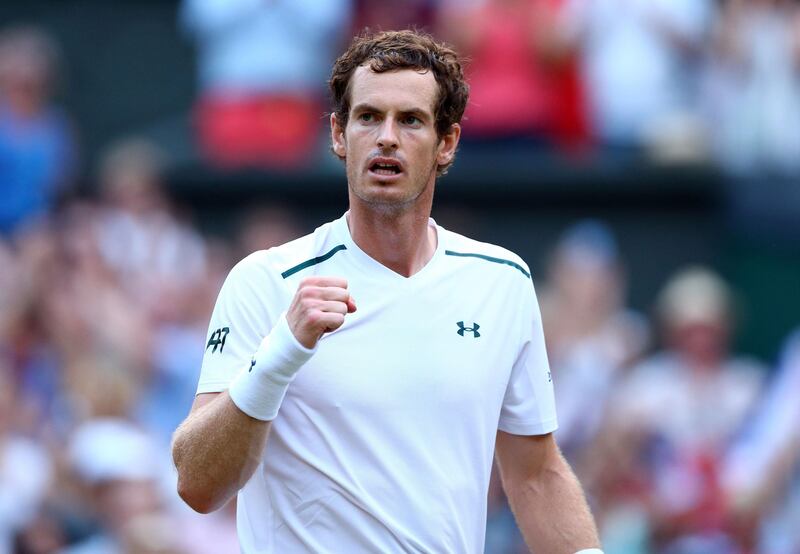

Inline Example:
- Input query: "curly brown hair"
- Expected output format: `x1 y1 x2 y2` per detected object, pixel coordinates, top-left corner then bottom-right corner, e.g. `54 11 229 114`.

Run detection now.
329 29 469 175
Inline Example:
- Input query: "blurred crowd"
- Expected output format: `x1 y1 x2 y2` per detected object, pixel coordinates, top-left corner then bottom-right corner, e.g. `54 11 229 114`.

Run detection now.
1 1 800 553
485 220 800 554
178 0 800 172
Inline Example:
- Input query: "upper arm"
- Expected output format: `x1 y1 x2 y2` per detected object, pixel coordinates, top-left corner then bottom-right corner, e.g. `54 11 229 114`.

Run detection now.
498 280 558 436
197 255 284 394
495 431 563 490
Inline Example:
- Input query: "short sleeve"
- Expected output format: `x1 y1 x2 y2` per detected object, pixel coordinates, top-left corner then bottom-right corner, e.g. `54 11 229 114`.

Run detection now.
498 283 558 436
196 253 287 394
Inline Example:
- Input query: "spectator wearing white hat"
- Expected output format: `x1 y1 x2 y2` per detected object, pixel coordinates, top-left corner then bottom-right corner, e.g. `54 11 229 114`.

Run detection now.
590 267 765 552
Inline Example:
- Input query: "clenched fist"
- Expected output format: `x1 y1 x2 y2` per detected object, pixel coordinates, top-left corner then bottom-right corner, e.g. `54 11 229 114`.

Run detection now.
286 276 357 349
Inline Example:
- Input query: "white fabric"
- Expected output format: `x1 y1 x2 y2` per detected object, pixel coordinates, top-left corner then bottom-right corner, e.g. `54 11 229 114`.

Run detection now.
68 418 159 484
613 352 763 453
181 0 351 94
722 330 800 495
704 7 800 173
0 436 52 552
197 213 557 553
565 0 713 143
228 313 316 421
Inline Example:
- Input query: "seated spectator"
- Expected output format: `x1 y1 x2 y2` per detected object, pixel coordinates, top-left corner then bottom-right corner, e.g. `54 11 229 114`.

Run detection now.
703 0 800 174
0 25 75 235
181 0 352 168
564 0 713 158
592 267 765 552
439 0 589 150
540 220 648 461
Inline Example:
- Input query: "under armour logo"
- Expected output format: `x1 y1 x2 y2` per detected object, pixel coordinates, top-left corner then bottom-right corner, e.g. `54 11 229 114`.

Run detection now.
248 357 256 372
457 321 480 338
206 327 230 353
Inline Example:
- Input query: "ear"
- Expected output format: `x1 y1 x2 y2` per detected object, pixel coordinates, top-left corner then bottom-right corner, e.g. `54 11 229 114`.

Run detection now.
436 123 461 167
331 113 347 158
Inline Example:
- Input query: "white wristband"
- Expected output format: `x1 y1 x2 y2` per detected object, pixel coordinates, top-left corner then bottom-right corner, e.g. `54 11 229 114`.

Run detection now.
228 313 316 421
575 549 604 554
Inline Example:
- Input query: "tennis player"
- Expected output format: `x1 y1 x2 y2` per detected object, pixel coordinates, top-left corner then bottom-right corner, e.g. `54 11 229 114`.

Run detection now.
172 29 602 553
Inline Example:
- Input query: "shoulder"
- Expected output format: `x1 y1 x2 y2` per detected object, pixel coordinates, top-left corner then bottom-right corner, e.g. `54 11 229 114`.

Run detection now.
440 228 532 283
230 219 341 284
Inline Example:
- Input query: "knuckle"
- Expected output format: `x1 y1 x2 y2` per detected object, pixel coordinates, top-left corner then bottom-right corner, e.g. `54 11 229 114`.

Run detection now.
298 286 313 299
300 289 320 304
306 311 320 326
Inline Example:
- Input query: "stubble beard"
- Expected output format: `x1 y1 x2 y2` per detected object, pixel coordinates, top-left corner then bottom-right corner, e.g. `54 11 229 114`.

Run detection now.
347 155 439 218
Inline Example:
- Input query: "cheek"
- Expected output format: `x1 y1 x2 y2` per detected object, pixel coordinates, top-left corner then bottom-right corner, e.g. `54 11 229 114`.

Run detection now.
344 129 371 157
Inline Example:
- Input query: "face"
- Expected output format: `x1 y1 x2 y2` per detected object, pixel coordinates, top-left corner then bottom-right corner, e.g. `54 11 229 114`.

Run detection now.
331 66 460 212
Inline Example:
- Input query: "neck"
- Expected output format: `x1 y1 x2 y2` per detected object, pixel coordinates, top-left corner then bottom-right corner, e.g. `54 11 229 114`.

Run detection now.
346 199 437 278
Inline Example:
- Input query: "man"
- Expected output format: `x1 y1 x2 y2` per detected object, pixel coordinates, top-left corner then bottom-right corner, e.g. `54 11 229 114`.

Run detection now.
172 30 602 553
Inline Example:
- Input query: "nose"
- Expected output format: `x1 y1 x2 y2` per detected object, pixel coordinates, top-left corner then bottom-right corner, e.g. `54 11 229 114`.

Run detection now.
376 118 399 150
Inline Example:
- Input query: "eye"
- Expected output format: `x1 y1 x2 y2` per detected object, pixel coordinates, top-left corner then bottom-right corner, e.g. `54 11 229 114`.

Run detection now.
358 112 374 122
403 115 421 126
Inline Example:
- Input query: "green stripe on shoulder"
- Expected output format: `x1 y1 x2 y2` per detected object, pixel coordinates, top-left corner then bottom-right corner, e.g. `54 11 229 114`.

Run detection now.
445 250 531 278
281 244 347 279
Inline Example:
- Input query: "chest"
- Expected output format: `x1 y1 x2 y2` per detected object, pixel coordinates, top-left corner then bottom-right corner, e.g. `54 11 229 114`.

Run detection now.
286 278 520 416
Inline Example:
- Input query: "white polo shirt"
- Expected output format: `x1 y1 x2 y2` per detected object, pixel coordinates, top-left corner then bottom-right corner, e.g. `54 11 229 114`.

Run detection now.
197 213 557 553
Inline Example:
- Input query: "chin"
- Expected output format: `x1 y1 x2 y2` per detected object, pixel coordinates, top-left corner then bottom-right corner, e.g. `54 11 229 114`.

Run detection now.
354 189 418 211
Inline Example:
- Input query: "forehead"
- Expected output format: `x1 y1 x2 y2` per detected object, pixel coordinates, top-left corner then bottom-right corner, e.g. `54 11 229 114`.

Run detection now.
348 65 439 115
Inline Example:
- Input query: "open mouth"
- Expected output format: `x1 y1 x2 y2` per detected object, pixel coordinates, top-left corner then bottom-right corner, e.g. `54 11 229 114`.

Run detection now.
369 160 402 176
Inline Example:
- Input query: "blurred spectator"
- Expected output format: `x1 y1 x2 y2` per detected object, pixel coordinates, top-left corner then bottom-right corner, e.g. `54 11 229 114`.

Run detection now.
564 0 713 158
64 418 184 553
94 137 207 321
86 138 222 445
0 369 53 554
703 0 800 174
440 0 590 150
181 0 352 168
540 220 648 461
66 417 238 554
591 267 765 552
722 328 800 553
0 25 75 235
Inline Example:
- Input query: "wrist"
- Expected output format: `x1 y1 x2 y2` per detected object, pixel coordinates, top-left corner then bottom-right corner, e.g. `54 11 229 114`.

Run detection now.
228 313 315 421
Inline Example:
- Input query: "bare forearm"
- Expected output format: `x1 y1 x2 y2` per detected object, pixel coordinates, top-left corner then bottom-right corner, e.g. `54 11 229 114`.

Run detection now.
507 456 600 553
172 392 269 513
